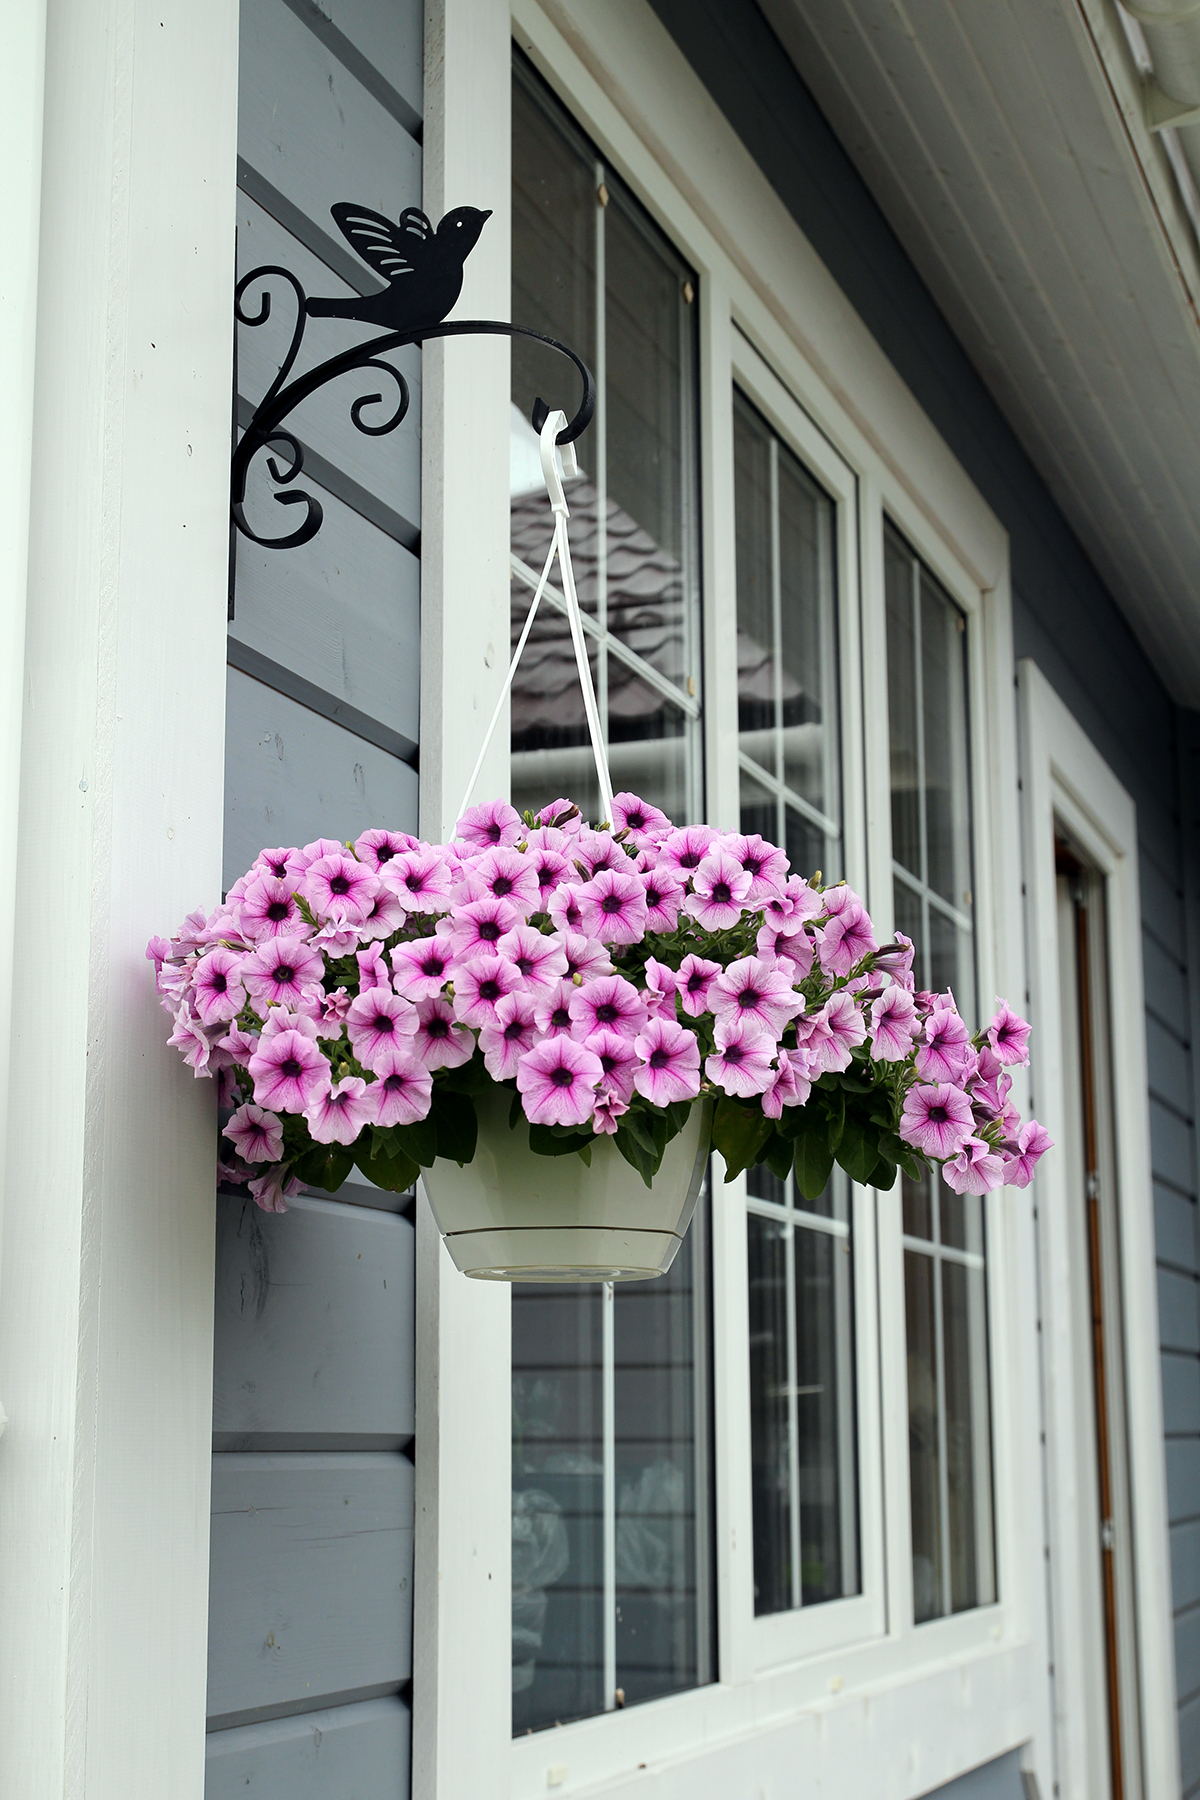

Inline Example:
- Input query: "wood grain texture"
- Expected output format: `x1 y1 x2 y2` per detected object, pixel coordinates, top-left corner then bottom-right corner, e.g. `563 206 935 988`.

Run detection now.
205 1695 410 1798
207 1452 414 1726
223 668 418 888
213 1195 414 1451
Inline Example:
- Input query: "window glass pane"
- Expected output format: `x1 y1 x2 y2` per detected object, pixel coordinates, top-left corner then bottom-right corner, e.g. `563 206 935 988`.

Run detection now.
902 1167 933 1242
942 1254 996 1613
884 532 921 882
904 1247 942 1624
509 618 603 827
778 452 838 819
606 666 689 825
748 1212 791 1617
920 574 970 911
795 1205 858 1604
734 394 776 752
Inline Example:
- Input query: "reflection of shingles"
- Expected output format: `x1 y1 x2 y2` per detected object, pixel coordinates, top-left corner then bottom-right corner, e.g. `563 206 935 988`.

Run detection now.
510 481 688 746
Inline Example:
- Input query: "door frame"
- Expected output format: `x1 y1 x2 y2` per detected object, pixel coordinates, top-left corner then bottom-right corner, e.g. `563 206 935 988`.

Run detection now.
1017 657 1179 1800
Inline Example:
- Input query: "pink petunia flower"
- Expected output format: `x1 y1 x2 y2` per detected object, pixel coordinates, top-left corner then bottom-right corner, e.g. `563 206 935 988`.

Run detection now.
223 1103 283 1164
633 1017 702 1105
641 864 686 932
642 957 679 1019
874 933 916 992
556 933 613 982
242 934 325 1010
577 867 649 945
569 974 647 1041
216 1021 261 1064
365 1046 433 1127
248 1028 331 1113
297 985 350 1039
354 827 419 872
1001 1120 1053 1188
193 946 247 1026
442 894 521 960
574 830 626 880
381 846 454 913
496 925 568 992
306 1076 374 1145
525 841 572 909
941 1135 1006 1195
302 852 380 926
583 1028 639 1103
710 956 805 1038
535 799 582 835
592 1091 630 1135
678 954 722 1017
217 1154 251 1187
757 919 816 978
684 852 753 931
452 954 522 1030
534 979 578 1038
412 995 476 1070
253 845 303 883
916 1006 976 1085
294 837 345 872
356 944 390 994
471 845 541 916
391 936 455 1002
478 991 540 1081
763 1050 812 1119
236 875 306 942
817 900 878 977
547 883 585 936
249 1168 304 1214
310 921 360 958
899 1084 975 1160
168 1006 217 1076
610 792 671 845
358 884 407 941
517 1035 604 1128
870 986 919 1063
260 1005 320 1044
821 882 866 918
726 833 789 905
346 988 419 1070
988 999 1032 1068
657 824 719 876
705 1016 776 1097
456 800 523 849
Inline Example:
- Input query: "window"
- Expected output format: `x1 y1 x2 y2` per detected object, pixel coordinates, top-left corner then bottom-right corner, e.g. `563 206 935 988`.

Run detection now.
509 53 714 1733
510 53 702 827
733 389 859 1619
884 524 996 1622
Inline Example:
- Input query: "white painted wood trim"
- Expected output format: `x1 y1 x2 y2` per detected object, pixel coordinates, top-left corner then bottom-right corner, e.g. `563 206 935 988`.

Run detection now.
1017 657 1180 1800
0 1 237 1794
414 4 514 1796
0 0 46 1283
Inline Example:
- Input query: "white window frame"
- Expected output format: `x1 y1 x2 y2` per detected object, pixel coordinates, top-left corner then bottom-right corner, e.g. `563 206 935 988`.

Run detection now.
505 4 1044 1798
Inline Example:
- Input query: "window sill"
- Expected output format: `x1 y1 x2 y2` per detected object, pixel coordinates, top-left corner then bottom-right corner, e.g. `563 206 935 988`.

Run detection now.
508 1624 1032 1800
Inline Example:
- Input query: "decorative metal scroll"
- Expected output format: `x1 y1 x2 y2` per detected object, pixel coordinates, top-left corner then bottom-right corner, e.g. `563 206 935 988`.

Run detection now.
231 202 595 551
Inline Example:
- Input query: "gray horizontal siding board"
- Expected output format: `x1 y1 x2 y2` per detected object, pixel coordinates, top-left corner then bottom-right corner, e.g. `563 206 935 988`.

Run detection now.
206 1695 410 1798
239 0 420 242
236 197 421 541
1148 1013 1195 1120
1183 1689 1200 1787
207 1452 413 1726
1145 928 1189 1038
1151 1096 1195 1196
1175 1519 1200 1613
1181 1607 1200 1703
1169 1437 1200 1525
1159 1268 1200 1354
282 0 422 136
918 1750 1024 1799
232 464 420 750
1157 1185 1199 1275
1163 1351 1200 1435
213 1195 414 1451
1142 850 1187 965
224 668 418 890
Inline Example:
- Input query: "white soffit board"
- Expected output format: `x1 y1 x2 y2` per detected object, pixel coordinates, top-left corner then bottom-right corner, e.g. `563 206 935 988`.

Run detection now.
762 0 1200 704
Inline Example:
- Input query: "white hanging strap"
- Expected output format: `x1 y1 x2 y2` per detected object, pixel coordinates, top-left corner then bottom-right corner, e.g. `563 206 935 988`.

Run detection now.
456 408 614 827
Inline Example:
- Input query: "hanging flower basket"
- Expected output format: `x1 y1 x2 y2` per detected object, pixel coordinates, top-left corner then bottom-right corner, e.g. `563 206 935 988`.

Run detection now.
148 792 1049 1283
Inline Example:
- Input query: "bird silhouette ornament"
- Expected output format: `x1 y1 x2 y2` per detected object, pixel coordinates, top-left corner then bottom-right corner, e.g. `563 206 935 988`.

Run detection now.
307 203 493 331
230 198 594 554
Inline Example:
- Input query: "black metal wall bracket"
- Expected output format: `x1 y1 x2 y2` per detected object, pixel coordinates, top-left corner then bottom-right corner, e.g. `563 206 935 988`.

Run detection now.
231 204 595 552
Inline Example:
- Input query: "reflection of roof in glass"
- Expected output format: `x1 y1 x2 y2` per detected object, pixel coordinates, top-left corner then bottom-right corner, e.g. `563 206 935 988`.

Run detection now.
510 480 688 746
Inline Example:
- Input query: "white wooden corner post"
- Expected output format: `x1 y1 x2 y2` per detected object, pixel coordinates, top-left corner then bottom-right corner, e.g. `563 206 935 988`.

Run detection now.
416 1 513 1796
0 0 236 1794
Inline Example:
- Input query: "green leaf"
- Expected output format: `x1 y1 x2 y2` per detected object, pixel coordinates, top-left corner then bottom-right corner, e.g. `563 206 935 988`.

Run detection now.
870 1153 899 1191
292 1142 355 1193
431 1087 478 1166
509 1088 524 1130
355 1134 420 1193
763 1131 795 1182
793 1128 835 1202
711 1096 772 1182
822 1088 845 1155
394 1113 439 1169
613 1124 655 1189
528 1122 594 1159
620 1109 658 1156
576 1142 593 1168
437 1054 492 1096
664 1100 692 1142
835 1117 882 1185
